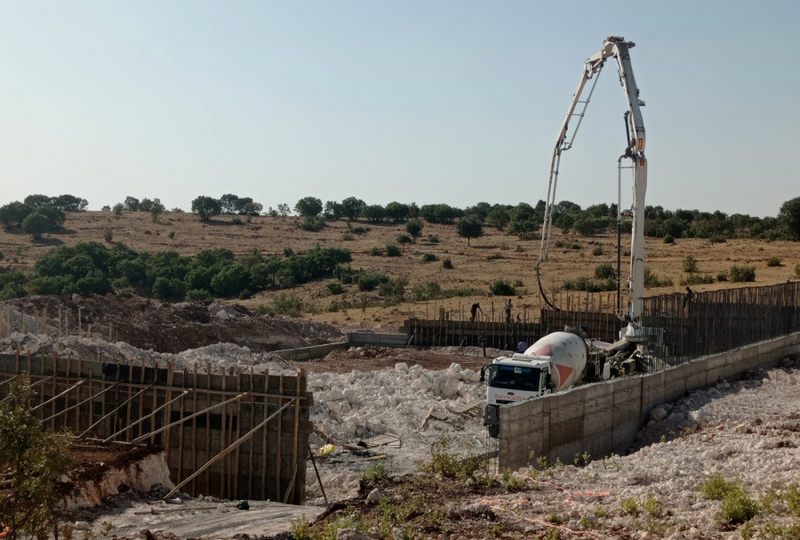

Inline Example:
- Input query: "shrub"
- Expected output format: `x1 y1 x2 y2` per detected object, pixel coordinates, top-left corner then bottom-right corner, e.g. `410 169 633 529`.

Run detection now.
422 437 482 479
272 293 303 316
357 272 389 292
362 460 390 484
427 234 440 244
397 234 413 245
766 256 782 267
716 271 729 282
621 497 639 516
682 255 699 273
592 245 604 256
113 203 124 215
489 279 516 296
701 473 738 501
644 268 673 287
351 226 370 235
385 244 401 257
663 234 675 244
442 258 453 269
405 219 423 242
594 262 615 280
721 489 758 525
370 246 384 256
327 282 345 295
299 216 325 231
709 234 727 243
729 265 756 282
103 228 114 243
421 253 438 263
681 274 715 286
378 277 406 303
564 275 615 292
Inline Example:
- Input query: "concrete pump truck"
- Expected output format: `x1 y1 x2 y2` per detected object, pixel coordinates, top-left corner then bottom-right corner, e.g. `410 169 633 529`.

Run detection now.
485 36 649 438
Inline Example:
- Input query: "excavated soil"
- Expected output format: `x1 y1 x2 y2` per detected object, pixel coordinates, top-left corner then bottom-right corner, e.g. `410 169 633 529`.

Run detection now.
2 295 343 353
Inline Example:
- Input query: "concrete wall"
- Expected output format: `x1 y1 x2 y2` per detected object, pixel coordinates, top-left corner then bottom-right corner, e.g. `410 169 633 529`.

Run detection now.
498 331 800 470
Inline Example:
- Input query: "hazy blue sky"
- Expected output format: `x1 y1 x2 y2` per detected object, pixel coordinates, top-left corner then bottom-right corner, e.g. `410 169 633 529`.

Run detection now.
2 0 798 216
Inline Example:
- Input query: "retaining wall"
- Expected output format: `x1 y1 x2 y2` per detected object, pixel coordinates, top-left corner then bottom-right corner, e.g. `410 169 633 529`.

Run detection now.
498 331 800 470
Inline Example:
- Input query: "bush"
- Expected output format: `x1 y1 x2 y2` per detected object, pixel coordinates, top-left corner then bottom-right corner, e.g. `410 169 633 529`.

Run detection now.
592 245 604 256
327 282 344 295
103 228 114 243
422 438 482 479
766 256 782 267
396 234 412 245
644 268 673 287
378 277 406 303
421 253 438 263
729 265 756 282
357 272 389 292
594 262 615 280
663 234 675 244
362 460 390 484
405 219 423 242
709 234 727 243
563 275 615 292
427 234 440 244
385 244 401 257
716 271 729 282
113 203 124 215
682 255 699 273
681 274 715 286
272 293 303 316
299 216 325 231
442 258 453 269
721 489 758 525
370 246 384 256
489 279 516 296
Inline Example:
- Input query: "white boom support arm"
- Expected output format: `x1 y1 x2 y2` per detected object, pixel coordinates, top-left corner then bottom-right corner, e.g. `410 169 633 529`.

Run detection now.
536 36 648 342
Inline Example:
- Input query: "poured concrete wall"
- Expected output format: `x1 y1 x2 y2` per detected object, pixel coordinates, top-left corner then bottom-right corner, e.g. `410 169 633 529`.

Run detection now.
498 331 800 470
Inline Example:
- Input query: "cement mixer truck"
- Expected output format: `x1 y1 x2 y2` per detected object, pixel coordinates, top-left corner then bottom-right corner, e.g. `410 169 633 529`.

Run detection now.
484 36 649 438
483 331 611 437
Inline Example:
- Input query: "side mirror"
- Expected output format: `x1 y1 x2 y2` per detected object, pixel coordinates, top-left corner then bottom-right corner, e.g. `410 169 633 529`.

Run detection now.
480 365 487 383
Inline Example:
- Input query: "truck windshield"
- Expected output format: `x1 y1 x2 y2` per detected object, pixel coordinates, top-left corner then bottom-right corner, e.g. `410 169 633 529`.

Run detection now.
488 365 541 392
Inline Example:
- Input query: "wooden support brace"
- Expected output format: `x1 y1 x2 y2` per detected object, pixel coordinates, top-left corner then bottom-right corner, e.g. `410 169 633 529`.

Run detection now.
41 383 119 424
104 390 190 443
133 392 248 443
31 380 85 411
79 384 152 439
164 398 292 499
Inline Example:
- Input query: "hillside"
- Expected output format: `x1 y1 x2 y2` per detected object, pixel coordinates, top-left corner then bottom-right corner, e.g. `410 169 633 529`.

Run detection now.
1 210 799 331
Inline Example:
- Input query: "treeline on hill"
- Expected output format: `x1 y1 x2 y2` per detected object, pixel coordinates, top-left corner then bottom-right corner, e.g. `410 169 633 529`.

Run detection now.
3 192 800 242
0 242 351 301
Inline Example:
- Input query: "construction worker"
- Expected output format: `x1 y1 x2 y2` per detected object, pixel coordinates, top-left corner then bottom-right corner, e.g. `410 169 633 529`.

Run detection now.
470 302 482 322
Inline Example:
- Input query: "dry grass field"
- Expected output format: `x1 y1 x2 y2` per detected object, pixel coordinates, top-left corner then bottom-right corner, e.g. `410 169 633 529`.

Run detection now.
1 210 799 331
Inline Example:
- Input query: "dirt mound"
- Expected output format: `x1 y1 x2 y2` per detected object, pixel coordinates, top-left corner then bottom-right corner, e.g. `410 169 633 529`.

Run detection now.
2 295 343 353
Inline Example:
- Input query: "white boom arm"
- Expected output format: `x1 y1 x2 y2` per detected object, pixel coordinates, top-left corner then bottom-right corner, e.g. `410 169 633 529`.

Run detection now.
537 36 648 341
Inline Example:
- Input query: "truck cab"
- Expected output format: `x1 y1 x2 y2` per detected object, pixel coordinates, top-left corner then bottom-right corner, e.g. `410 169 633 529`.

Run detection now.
483 354 553 437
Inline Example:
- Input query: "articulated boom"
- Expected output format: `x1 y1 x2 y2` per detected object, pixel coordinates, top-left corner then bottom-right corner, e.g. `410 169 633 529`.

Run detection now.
537 36 648 342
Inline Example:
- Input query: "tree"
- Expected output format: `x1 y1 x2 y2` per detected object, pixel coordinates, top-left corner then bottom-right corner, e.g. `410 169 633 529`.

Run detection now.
405 219 423 243
51 194 88 212
22 194 52 208
0 379 72 539
220 193 241 214
0 202 33 229
457 216 483 246
486 205 510 230
150 199 165 222
324 201 345 220
385 202 410 222
21 210 54 239
341 197 366 221
191 196 222 222
361 204 386 223
294 197 323 217
277 203 291 217
113 203 124 216
778 196 800 240
124 196 141 211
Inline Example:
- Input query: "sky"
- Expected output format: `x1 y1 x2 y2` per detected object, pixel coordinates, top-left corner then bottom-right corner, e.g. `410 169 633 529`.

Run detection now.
1 0 798 217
